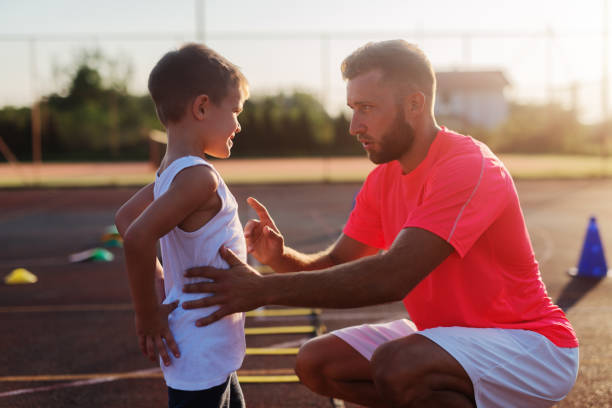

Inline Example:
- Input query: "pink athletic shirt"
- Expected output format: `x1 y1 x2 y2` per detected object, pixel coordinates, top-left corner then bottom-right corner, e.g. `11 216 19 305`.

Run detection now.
344 127 578 348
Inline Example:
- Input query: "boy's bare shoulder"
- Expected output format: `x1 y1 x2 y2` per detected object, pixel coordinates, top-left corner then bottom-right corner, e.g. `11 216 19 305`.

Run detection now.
170 164 220 197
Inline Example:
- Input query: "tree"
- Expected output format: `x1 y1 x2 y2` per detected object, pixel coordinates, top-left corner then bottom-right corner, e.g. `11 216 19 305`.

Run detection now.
40 50 156 160
491 103 587 154
231 91 335 157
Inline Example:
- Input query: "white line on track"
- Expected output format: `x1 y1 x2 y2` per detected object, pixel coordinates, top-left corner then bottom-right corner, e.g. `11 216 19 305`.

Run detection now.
0 368 160 398
0 255 71 268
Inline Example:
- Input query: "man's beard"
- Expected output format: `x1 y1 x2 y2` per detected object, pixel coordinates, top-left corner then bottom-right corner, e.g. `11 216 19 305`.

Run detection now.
366 109 415 164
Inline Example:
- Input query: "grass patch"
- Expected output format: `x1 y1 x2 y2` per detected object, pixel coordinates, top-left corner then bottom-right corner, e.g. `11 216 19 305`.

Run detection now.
502 154 612 179
1 155 612 188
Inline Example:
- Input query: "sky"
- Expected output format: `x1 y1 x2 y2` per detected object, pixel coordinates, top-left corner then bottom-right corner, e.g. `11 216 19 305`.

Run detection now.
0 0 609 121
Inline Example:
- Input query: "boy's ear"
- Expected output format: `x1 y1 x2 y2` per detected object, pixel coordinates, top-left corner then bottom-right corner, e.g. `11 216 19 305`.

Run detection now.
192 94 210 120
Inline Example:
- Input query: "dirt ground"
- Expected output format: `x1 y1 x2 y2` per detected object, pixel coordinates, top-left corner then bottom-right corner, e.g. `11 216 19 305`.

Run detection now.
0 179 611 407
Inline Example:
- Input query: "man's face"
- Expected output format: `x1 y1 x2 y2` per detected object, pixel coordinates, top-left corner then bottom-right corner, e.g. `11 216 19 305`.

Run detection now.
346 69 415 164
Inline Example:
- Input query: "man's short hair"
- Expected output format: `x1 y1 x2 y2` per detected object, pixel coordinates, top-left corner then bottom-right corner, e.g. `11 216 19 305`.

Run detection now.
341 39 436 98
148 43 248 126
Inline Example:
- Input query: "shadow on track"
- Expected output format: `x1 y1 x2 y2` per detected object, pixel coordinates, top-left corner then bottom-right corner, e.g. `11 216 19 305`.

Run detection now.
555 276 606 312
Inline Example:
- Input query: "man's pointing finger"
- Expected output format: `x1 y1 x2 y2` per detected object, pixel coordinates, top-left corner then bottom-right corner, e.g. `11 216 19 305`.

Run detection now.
247 197 273 223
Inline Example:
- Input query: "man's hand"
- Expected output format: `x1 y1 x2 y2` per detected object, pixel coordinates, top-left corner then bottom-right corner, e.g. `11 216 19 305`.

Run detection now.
182 246 265 326
134 301 180 366
244 197 284 265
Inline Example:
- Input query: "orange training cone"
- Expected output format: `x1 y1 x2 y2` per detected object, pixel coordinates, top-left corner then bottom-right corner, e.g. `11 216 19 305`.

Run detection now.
569 216 610 278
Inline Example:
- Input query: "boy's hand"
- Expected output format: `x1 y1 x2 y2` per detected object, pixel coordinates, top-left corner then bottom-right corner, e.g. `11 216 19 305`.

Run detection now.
134 301 180 366
244 197 284 265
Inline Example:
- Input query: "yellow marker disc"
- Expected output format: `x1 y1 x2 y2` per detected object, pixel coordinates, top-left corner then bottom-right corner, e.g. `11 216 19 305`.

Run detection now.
246 308 321 317
245 325 317 335
4 268 38 285
246 347 299 355
238 375 300 383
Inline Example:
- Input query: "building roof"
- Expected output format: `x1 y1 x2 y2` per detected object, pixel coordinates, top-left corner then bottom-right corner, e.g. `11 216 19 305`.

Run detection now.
436 70 510 92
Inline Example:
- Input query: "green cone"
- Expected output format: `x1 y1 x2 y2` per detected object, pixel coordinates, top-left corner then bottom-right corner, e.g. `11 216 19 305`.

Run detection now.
90 248 114 262
104 225 119 235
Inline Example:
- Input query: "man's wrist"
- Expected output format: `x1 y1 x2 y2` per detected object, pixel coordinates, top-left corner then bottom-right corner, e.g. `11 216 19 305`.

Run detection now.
267 246 288 272
260 274 280 304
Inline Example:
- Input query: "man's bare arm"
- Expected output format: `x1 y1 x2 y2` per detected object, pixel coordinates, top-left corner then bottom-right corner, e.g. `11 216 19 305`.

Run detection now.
270 233 380 272
244 197 379 272
183 227 454 325
263 228 453 307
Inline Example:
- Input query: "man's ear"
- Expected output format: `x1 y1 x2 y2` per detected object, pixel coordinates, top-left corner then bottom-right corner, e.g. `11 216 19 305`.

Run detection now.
403 91 426 118
192 94 210 120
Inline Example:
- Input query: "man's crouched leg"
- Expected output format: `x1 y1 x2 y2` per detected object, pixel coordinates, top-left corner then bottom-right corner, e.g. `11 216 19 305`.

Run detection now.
295 333 392 408
370 333 475 408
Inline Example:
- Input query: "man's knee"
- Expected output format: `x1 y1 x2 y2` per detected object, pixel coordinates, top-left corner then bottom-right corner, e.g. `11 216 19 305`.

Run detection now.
371 339 420 405
295 336 332 392
370 335 474 407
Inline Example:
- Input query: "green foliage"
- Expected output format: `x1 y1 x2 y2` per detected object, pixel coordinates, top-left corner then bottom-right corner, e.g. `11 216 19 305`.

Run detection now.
0 49 355 161
448 102 603 156
491 103 586 154
1 48 610 162
0 106 32 159
331 113 363 156
38 51 156 160
231 92 338 157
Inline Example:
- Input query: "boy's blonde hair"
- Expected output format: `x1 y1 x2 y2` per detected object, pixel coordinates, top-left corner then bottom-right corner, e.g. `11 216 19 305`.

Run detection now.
148 43 248 126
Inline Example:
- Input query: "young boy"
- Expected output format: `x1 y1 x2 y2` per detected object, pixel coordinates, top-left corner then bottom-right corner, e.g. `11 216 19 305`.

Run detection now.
115 43 249 408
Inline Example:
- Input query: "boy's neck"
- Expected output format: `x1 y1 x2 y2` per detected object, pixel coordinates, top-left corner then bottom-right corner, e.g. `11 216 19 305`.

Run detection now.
164 125 206 162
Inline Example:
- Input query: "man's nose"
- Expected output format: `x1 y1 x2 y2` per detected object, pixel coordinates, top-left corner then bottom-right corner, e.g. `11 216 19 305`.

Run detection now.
349 117 365 136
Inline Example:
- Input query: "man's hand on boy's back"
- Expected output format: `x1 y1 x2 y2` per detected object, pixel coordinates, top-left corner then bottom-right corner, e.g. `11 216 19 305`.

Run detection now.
134 301 180 366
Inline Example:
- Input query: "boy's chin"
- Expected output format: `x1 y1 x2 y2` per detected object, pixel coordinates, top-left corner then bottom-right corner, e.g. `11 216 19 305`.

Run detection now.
207 150 231 159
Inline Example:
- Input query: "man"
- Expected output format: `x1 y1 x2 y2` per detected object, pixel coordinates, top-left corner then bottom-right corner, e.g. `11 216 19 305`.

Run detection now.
182 40 579 407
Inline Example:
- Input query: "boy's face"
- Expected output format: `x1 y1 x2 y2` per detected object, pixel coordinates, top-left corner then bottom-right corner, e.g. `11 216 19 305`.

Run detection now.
203 85 246 159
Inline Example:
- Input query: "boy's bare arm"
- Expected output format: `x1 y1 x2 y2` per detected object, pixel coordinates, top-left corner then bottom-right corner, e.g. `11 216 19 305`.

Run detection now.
115 183 154 235
116 183 166 299
123 165 218 365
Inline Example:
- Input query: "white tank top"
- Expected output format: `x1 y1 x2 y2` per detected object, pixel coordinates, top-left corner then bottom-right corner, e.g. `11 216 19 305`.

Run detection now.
154 155 246 391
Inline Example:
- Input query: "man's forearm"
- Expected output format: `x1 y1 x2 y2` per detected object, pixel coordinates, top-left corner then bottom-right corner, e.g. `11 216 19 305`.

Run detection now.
258 228 453 308
261 252 408 308
268 246 337 273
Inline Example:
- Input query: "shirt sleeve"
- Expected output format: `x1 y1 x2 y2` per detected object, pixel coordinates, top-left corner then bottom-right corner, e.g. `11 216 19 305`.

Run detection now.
405 153 512 257
343 169 386 249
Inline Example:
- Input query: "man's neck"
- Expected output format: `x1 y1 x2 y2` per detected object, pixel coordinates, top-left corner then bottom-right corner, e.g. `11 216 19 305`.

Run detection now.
397 121 441 175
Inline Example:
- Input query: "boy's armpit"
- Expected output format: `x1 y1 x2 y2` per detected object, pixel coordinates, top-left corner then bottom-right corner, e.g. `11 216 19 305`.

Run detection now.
131 165 220 240
172 165 223 232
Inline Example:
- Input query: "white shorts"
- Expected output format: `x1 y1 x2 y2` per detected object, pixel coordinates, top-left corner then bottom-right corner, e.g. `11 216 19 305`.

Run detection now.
332 319 579 408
